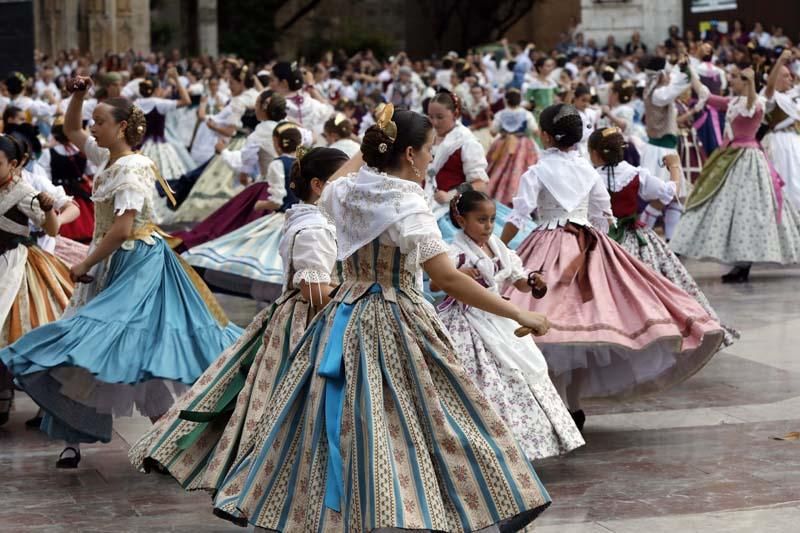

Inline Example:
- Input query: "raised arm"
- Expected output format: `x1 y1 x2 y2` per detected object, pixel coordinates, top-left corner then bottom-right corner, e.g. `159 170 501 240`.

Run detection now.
765 49 792 100
63 77 92 151
168 68 191 107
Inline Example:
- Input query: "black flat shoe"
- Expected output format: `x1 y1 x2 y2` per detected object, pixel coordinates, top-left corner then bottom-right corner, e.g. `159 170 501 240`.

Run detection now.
721 265 751 284
0 390 12 427
56 447 81 469
570 409 586 433
25 416 42 429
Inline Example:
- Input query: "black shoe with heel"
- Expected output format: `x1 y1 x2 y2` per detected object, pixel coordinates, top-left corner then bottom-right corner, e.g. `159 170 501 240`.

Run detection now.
56 447 81 469
721 265 751 284
570 409 586 433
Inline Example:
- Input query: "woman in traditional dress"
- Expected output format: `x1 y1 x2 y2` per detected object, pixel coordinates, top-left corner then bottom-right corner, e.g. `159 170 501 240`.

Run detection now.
173 93 287 252
501 104 725 431
169 66 255 223
181 122 302 300
323 112 361 157
436 188 585 460
762 49 800 211
0 78 242 468
270 61 334 144
129 147 347 525
427 91 533 247
486 88 539 207
136 104 551 531
589 127 738 346
599 80 642 166
670 65 800 283
0 135 68 426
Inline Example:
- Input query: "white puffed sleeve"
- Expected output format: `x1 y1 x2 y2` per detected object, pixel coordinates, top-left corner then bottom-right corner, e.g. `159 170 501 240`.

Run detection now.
651 72 690 106
113 189 147 215
82 136 110 168
461 138 489 183
638 166 677 204
508 167 541 229
587 174 613 232
291 226 338 286
264 159 287 204
24 165 74 211
505 245 528 283
384 211 450 270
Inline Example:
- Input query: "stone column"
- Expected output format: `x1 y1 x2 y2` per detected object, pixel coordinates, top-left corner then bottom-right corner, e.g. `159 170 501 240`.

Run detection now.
197 0 218 57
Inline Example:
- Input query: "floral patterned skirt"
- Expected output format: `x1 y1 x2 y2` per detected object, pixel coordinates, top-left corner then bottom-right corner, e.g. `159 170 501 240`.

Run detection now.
487 135 538 208
438 303 584 460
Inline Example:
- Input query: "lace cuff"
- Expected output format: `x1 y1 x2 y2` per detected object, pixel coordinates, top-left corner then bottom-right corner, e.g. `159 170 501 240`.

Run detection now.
506 209 531 231
293 269 332 286
406 237 449 271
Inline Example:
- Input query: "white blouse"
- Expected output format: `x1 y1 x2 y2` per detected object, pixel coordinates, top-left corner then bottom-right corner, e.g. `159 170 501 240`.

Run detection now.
264 157 291 204
599 160 676 205
290 225 338 286
221 120 277 176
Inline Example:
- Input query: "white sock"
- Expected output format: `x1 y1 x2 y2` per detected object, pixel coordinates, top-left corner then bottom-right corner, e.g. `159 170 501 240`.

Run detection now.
663 201 684 241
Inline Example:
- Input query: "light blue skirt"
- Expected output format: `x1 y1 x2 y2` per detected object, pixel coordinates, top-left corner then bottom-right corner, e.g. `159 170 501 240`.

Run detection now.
437 200 536 249
1 238 243 443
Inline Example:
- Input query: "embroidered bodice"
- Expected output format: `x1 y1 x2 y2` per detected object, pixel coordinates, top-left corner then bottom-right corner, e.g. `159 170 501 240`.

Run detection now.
0 177 44 250
609 176 640 218
336 241 424 305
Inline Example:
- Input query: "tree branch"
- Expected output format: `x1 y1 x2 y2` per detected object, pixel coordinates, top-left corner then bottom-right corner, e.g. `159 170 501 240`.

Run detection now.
278 0 322 31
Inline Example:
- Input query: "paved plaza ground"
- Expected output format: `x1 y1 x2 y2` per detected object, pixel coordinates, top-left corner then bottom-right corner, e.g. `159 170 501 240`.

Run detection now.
2 260 799 532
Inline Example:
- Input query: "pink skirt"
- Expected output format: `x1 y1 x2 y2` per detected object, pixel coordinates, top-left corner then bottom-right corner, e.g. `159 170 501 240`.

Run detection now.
504 224 724 399
53 237 89 268
487 135 538 207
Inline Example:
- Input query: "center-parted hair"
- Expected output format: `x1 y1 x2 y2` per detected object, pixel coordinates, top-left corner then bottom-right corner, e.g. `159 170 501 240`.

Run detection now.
0 133 24 164
324 114 353 139
289 147 349 202
361 109 432 171
429 89 461 116
539 103 583 149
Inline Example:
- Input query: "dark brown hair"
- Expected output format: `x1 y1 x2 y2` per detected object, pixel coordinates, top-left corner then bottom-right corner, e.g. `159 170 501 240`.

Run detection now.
289 147 349 202
273 121 302 154
361 109 432 171
102 97 147 147
588 128 626 166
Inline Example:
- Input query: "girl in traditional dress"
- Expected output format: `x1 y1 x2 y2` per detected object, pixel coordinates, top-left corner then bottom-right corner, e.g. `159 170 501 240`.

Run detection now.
136 70 194 184
427 91 533 247
589 128 738 346
523 57 558 120
763 49 800 211
37 119 95 243
436 188 584 460
169 67 254 223
323 112 360 157
501 104 725 430
173 94 287 252
129 147 347 523
462 83 493 151
137 104 551 531
0 135 68 426
671 66 800 283
486 88 539 207
270 61 334 143
181 122 302 300
0 78 242 468
599 80 642 166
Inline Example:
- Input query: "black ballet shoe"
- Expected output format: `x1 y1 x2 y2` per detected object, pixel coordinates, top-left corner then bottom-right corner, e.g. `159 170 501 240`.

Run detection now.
721 265 751 284
56 447 81 469
25 416 42 429
0 391 12 427
570 409 586 433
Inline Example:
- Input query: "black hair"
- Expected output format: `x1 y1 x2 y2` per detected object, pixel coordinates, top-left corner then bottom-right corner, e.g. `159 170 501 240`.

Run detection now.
574 84 591 99
131 63 147 78
266 93 287 121
539 103 583 149
449 185 493 228
139 76 157 98
273 121 302 154
4 72 26 96
501 89 518 108
534 57 552 72
588 128 626 167
8 123 41 157
0 133 23 164
643 55 667 71
361 109 432 171
232 66 255 89
8 131 32 165
2 106 24 126
272 62 303 91
51 123 70 145
442 58 454 69
102 97 147 147
289 147 349 202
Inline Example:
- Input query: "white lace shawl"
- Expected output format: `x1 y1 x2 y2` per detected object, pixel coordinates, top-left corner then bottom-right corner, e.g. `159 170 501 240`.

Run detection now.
450 232 526 293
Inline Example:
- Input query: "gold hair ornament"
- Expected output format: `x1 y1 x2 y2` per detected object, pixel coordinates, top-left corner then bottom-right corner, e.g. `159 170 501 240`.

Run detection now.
602 127 621 137
374 103 397 141
333 112 346 126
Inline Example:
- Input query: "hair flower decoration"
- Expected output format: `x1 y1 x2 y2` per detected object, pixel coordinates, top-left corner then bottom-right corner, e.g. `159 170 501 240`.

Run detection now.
374 102 397 141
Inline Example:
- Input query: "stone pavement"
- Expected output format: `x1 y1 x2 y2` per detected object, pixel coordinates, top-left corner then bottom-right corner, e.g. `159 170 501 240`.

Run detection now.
2 261 799 532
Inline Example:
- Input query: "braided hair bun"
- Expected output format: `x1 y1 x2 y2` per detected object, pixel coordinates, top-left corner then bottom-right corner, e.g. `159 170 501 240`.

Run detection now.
539 103 583 149
588 128 626 167
361 109 432 171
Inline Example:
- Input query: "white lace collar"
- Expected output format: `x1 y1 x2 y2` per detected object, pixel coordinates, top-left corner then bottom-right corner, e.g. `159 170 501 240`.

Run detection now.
536 148 600 212
452 232 513 291
279 203 335 273
596 160 639 192
320 165 430 260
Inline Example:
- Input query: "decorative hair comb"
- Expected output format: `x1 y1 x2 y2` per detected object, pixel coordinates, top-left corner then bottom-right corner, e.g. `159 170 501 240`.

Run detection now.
240 65 248 81
374 103 397 141
602 127 621 137
333 112 346 126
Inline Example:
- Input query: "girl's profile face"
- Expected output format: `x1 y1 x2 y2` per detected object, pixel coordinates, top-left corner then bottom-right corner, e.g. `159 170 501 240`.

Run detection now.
574 93 591 111
90 104 124 148
589 148 604 167
459 199 496 247
0 150 18 180
407 129 434 185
